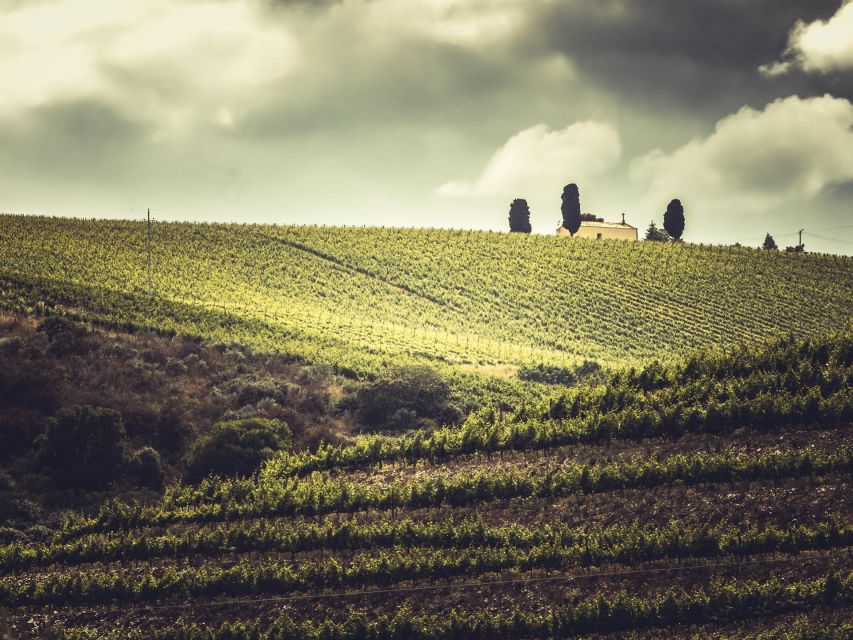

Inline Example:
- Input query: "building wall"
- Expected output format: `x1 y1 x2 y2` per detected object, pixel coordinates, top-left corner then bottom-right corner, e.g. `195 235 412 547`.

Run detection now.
557 225 638 241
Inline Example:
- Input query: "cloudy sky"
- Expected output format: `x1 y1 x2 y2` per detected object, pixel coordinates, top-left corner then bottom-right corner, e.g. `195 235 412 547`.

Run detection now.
2 0 852 253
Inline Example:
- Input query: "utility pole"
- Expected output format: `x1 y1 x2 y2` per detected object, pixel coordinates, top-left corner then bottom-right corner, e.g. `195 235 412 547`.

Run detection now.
799 228 805 250
147 208 152 291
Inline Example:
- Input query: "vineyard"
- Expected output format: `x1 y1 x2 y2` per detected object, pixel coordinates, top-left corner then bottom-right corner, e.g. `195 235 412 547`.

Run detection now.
2 215 852 378
2 334 851 638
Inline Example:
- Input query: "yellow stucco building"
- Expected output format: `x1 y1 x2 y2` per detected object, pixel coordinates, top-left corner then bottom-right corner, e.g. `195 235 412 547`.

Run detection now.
556 219 638 241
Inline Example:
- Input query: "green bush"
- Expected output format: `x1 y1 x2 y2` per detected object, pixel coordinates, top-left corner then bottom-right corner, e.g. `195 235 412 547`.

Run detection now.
37 316 95 357
518 363 577 386
185 418 291 482
35 405 127 489
220 374 293 407
0 527 26 545
129 447 166 490
355 365 456 431
518 360 602 386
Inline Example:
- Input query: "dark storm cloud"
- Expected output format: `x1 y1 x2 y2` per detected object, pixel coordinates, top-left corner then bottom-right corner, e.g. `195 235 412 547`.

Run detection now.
240 42 537 139
0 100 147 182
1 0 850 252
528 0 849 114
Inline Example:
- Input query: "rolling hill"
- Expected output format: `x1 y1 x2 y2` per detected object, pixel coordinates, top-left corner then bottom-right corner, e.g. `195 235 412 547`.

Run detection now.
0 214 851 638
1 214 852 376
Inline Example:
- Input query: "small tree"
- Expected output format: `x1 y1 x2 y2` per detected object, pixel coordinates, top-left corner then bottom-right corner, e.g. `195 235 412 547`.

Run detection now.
129 446 166 490
762 233 778 251
663 199 685 240
508 199 532 233
185 418 291 482
561 184 581 235
644 221 671 242
36 406 127 489
356 365 458 431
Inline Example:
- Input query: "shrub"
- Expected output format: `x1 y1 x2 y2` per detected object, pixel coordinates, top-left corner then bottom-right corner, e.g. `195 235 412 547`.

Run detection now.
644 221 672 242
129 447 166 490
185 418 291 482
0 336 25 356
35 405 127 489
518 364 577 386
388 407 419 431
182 352 207 372
120 405 191 456
356 365 456 431
37 317 95 357
221 374 292 407
518 360 603 386
164 357 188 376
36 316 76 340
24 524 52 542
0 527 26 545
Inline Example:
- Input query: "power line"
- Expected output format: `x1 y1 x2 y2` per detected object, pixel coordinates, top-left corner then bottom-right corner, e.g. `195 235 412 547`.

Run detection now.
806 231 853 246
808 222 853 234
728 211 853 237
730 221 853 246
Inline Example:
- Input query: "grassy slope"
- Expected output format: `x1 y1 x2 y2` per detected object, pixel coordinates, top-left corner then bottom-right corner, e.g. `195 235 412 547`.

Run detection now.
2 215 852 375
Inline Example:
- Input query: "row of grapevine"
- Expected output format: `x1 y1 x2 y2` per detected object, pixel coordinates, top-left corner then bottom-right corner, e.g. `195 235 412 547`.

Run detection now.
62 444 851 537
57 572 852 640
4 517 847 574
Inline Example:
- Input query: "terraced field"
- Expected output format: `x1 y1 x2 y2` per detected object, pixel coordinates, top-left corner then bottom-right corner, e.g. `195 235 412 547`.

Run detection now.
2 215 852 375
2 335 850 638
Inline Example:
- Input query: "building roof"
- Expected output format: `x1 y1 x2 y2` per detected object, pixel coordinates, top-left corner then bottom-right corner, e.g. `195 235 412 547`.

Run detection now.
579 220 637 230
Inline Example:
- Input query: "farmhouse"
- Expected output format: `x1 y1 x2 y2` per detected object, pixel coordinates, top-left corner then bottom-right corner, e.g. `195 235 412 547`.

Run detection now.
556 216 638 241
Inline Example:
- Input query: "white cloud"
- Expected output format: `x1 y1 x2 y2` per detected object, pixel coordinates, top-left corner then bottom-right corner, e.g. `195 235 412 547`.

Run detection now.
761 1 853 75
437 121 621 199
631 95 853 237
324 0 528 48
0 0 300 132
412 0 528 49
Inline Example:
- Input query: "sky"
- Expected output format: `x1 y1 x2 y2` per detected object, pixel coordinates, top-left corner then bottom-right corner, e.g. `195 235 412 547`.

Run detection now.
1 0 852 254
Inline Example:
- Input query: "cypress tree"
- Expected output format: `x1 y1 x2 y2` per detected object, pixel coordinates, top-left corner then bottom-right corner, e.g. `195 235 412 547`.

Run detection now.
762 233 778 251
508 199 532 234
561 184 581 236
663 199 685 240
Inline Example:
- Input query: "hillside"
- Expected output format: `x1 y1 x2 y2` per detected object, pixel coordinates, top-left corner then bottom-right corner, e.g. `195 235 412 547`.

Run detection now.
2 215 852 376
0 312 377 529
1 334 851 638
0 215 851 639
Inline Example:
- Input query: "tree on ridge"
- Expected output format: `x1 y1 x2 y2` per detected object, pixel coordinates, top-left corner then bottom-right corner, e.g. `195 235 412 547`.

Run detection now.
508 199 532 234
561 184 581 236
663 199 685 240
